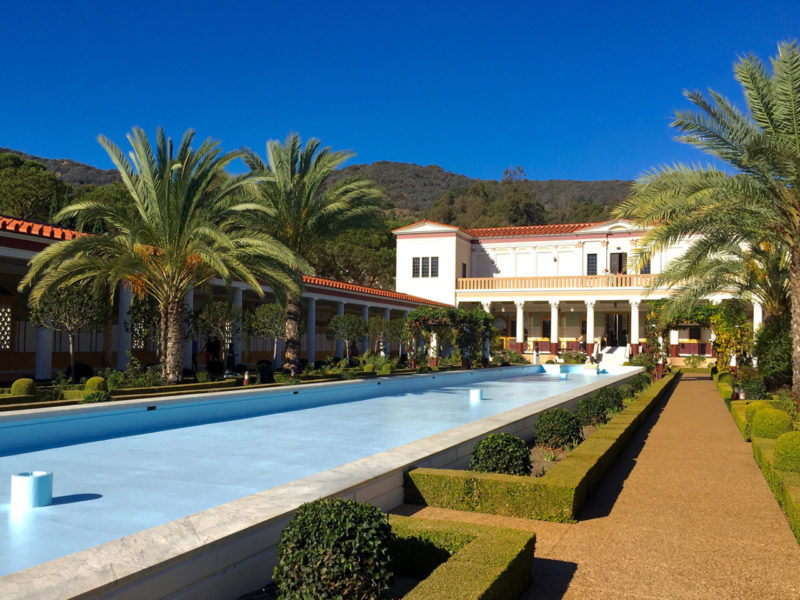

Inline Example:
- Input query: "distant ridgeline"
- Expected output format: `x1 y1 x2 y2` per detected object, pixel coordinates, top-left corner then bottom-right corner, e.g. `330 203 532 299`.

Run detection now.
0 149 632 289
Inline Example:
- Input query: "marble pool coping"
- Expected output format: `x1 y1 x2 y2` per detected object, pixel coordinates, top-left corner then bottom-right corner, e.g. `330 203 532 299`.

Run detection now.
0 366 641 600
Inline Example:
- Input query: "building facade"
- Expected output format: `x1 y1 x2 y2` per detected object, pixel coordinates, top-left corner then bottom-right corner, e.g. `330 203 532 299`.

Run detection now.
394 219 762 358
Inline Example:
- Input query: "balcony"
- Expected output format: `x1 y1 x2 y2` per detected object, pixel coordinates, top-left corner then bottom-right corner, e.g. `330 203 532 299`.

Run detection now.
456 274 656 291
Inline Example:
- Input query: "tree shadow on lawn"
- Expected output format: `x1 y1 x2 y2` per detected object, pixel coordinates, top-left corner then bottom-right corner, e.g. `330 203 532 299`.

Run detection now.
576 381 679 522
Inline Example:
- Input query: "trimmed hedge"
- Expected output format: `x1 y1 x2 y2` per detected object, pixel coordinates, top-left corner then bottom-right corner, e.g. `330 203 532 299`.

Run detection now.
751 408 793 439
730 401 749 440
405 372 677 522
752 437 800 544
774 432 800 474
746 400 774 426
110 379 238 398
11 378 37 396
390 516 536 600
470 433 531 476
85 377 108 393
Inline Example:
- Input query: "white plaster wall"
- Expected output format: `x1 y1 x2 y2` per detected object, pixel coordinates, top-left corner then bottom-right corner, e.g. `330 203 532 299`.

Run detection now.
396 234 458 304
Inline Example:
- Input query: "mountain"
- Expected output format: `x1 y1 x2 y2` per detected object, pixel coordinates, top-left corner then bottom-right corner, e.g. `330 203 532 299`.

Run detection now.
335 161 632 220
0 147 119 187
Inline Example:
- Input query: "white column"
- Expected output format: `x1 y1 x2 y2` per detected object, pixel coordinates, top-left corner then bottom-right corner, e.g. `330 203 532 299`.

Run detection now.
335 302 345 358
629 299 640 347
232 287 243 365
34 327 53 380
585 299 595 349
274 339 283 369
182 288 194 371
549 300 559 351
481 301 492 359
361 305 370 353
116 284 132 370
514 300 525 345
669 329 679 346
753 302 763 333
306 297 317 364
382 307 391 356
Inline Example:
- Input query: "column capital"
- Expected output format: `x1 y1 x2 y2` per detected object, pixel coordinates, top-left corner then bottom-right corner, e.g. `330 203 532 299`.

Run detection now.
629 299 641 308
480 300 492 312
584 299 596 308
549 299 560 308
514 300 526 309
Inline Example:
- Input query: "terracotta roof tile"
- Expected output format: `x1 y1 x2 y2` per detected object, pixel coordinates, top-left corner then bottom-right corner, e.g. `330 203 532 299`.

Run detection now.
464 222 600 237
0 215 83 241
303 276 451 307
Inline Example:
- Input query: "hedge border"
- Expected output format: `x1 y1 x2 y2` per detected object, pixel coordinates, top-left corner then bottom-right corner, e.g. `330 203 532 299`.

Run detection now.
751 437 800 544
389 515 536 600
404 373 678 522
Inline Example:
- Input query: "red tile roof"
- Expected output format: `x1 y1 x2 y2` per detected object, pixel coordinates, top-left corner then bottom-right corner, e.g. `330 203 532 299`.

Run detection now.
0 215 83 240
464 222 600 237
0 214 449 308
303 276 451 307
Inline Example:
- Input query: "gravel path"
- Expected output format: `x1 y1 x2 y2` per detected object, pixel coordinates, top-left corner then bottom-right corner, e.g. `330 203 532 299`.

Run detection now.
395 374 800 599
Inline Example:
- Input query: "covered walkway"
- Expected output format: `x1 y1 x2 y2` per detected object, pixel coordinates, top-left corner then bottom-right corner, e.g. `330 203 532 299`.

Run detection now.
398 374 800 598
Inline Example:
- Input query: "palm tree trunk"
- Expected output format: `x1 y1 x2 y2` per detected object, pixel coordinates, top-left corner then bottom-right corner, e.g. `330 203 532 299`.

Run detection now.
283 295 301 376
165 300 184 384
102 311 113 368
68 332 76 383
791 251 800 396
159 304 168 379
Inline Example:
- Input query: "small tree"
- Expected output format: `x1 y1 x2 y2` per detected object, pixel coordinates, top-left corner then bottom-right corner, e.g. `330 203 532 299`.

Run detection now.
326 314 367 362
711 302 753 374
28 284 106 381
246 303 286 368
193 300 242 361
367 315 389 356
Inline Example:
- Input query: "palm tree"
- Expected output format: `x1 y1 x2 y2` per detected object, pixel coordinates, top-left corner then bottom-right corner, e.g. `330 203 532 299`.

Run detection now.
20 127 306 383
614 41 800 394
242 133 384 375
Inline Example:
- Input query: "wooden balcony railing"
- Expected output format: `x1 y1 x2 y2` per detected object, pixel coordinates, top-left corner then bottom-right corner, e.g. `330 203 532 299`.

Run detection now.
456 274 656 291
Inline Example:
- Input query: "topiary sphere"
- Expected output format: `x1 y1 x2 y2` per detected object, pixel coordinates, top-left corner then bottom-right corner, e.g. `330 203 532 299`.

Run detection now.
536 408 583 449
751 408 793 439
595 386 624 413
10 378 37 396
577 395 608 427
629 373 652 392
745 400 774 425
84 376 108 393
273 497 392 599
470 432 531 476
774 432 800 473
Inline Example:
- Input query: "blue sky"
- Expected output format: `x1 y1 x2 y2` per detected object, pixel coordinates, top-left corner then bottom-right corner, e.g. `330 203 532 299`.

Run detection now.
1 1 798 181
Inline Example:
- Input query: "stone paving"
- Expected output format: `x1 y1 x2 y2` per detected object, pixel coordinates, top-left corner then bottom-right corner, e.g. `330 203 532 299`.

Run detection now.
396 374 800 599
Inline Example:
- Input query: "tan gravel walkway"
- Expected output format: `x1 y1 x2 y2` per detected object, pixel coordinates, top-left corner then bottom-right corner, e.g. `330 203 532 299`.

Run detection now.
396 374 800 599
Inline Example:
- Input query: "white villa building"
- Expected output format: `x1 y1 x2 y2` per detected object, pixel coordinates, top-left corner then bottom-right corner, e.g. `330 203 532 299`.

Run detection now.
393 219 762 360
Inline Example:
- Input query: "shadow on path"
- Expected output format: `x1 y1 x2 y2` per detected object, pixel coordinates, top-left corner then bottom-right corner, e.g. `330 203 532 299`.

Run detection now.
50 493 102 505
524 558 577 600
577 378 680 522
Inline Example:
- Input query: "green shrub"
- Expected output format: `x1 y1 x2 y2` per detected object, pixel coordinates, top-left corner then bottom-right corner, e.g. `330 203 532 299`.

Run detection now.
362 363 375 373
470 433 531 476
536 408 583 449
774 432 800 473
273 498 392 599
751 408 793 439
561 350 586 364
545 359 555 364
628 373 651 393
617 383 637 400
81 391 112 403
378 363 392 375
595 386 624 414
718 372 734 386
84 376 107 393
577 395 608 426
684 354 704 368
754 313 792 387
741 378 767 400
196 370 211 383
10 378 37 396
745 400 774 425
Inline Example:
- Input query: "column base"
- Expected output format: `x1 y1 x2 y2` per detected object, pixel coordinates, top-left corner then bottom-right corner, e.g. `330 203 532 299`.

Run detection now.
586 342 594 356
515 342 524 353
550 342 559 355
630 343 639 356
670 344 679 358
429 357 438 368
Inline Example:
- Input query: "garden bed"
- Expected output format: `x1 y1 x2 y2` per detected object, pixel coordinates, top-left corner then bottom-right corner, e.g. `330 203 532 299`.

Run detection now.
404 372 678 522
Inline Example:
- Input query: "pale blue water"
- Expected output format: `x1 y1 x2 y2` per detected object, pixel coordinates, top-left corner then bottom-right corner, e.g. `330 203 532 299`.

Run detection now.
0 366 611 575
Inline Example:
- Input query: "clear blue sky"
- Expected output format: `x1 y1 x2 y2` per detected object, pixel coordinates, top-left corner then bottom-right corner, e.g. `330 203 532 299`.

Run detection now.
1 1 797 181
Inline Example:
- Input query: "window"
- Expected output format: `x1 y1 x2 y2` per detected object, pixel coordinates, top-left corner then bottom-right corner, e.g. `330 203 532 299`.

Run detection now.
641 260 651 274
542 320 551 338
461 262 467 278
689 325 701 340
587 253 597 275
412 256 439 278
609 252 627 274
